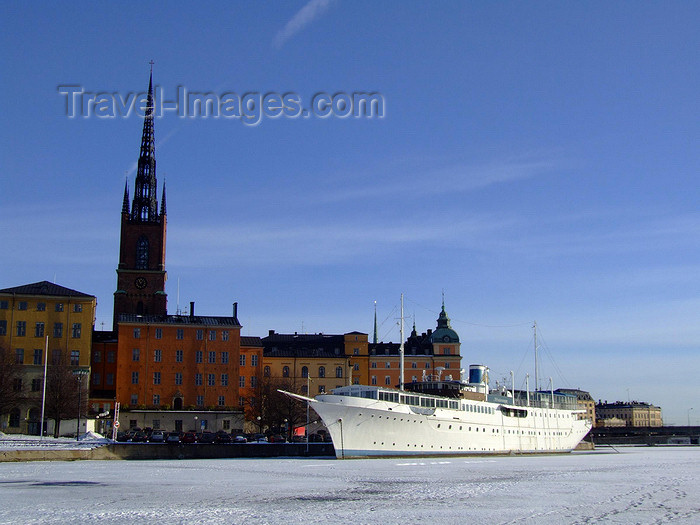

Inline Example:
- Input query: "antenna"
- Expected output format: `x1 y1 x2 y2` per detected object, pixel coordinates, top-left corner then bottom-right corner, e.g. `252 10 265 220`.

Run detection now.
176 277 180 315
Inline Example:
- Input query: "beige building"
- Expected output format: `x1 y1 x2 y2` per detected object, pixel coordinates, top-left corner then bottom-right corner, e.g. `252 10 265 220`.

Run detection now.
595 401 663 427
0 281 96 435
555 388 595 422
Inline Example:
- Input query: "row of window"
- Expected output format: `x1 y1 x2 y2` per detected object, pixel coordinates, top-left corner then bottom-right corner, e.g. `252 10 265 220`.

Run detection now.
129 371 256 388
133 327 231 341
130 394 228 407
14 348 81 366
130 349 256 365
0 301 83 312
369 361 453 369
10 377 44 392
0 321 81 338
270 365 344 379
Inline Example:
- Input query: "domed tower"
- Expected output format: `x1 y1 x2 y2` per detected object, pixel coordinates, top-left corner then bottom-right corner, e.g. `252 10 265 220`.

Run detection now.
429 301 461 378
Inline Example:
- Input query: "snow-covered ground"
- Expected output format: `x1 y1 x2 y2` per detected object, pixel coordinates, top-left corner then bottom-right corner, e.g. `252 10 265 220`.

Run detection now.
0 432 110 450
0 447 697 524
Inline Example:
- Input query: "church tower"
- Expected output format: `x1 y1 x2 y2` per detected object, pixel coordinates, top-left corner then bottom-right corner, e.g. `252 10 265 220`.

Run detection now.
113 69 167 329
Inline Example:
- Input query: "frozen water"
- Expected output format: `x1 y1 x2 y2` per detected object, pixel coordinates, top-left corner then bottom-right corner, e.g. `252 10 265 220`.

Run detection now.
0 447 698 524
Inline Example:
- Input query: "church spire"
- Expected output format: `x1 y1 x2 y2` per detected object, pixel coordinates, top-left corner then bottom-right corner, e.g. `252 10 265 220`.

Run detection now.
131 65 159 222
122 178 130 214
160 180 167 216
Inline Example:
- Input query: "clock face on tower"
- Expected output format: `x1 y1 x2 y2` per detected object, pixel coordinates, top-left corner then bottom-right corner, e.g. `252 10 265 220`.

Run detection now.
135 277 148 290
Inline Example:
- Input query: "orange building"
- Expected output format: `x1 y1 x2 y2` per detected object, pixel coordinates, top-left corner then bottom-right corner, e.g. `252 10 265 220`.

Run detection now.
114 306 246 432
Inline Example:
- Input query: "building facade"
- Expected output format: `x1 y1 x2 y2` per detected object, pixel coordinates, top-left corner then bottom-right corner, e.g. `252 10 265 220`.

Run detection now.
0 281 96 434
596 401 663 427
555 388 596 422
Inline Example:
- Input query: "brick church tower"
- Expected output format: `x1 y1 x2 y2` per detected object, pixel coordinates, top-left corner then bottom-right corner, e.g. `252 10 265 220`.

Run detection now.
113 70 167 329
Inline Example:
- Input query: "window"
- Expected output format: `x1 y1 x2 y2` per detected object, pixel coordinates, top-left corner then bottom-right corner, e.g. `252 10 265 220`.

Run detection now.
16 321 26 337
32 378 42 391
238 396 245 407
239 376 245 388
282 366 289 378
51 349 61 364
106 373 114 386
371 375 377 385
176 329 184 340
73 304 82 313
318 366 325 378
33 349 42 365
218 396 225 407
71 323 81 338
153 394 160 406
371 362 377 368
250 376 257 388
175 420 183 432
353 363 359 371
0 320 6 336
385 362 390 368
301 366 308 378
208 374 215 386
92 373 101 386
155 328 162 339
70 350 80 366
13 378 22 392
196 396 204 407
18 301 27 311
107 351 115 363
208 351 216 364
153 372 161 385
93 351 102 363
175 372 183 385
152 419 160 430
136 236 149 269
132 348 140 361
318 385 325 394
131 372 139 384
222 330 229 341
353 377 360 385
221 374 228 386
195 373 202 386
221 351 229 364
445 362 450 369
37 302 46 311
264 366 271 377
353 348 359 355
442 347 451 355
55 303 64 312
53 323 62 338
154 349 162 362
209 330 216 341
133 328 141 339
130 395 138 406
0 300 7 309
385 376 391 385
301 385 308 394
196 329 203 340
251 354 258 367
8 408 20 427
223 420 230 430
412 362 417 368
196 351 203 363
240 354 246 366
336 366 343 378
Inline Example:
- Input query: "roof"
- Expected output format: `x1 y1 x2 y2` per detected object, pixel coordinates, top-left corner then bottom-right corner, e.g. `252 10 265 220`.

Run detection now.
262 332 346 358
0 280 95 298
241 336 263 347
118 313 241 327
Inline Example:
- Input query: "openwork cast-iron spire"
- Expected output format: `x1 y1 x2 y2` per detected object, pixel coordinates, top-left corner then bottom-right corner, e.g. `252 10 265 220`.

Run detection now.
131 69 159 222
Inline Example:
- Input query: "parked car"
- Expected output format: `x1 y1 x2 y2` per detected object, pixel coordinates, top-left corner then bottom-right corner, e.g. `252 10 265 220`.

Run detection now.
132 431 147 442
115 431 129 442
233 435 247 443
181 432 197 444
149 430 165 443
268 434 287 443
165 432 181 444
214 431 232 444
199 431 216 444
253 434 268 443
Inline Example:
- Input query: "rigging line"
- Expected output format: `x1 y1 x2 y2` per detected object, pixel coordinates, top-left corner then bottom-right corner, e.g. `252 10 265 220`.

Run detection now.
536 329 571 387
403 296 531 328
376 305 397 332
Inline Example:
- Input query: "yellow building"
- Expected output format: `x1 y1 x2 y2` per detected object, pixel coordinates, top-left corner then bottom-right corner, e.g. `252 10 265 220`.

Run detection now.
0 281 96 434
555 388 596 422
595 401 663 427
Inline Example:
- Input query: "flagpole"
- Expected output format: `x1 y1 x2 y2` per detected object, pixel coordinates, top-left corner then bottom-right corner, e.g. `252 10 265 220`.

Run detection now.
40 335 48 440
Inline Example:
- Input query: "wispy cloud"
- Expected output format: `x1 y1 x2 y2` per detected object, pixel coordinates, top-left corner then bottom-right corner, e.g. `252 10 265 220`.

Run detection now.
273 0 336 49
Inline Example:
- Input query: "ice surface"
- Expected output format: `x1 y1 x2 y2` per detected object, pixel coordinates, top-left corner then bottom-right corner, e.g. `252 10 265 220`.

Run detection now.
0 447 698 524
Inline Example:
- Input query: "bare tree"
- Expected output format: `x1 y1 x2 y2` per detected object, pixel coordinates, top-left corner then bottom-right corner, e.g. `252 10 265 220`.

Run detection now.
44 355 82 438
0 346 25 419
248 375 307 440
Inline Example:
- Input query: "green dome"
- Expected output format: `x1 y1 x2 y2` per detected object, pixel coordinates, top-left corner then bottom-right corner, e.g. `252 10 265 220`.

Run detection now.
429 304 460 343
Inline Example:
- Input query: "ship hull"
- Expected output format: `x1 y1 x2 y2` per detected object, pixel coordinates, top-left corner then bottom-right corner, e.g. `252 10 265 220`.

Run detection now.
307 393 591 459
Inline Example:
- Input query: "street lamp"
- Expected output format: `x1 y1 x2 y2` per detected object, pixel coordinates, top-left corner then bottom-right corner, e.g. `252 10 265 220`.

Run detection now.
73 368 89 441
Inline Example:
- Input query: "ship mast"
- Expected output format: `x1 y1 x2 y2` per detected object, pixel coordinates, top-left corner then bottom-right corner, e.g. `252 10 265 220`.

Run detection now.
399 293 405 391
534 321 539 392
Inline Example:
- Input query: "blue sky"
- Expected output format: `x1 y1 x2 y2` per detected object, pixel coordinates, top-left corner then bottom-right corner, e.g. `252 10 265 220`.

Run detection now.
1 1 698 425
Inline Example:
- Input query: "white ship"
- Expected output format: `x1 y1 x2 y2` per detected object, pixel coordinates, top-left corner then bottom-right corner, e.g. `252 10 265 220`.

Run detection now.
285 364 592 458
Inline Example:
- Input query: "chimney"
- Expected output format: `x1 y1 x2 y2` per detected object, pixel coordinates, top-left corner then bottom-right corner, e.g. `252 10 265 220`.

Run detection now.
190 301 195 318
233 302 238 319
269 329 275 336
